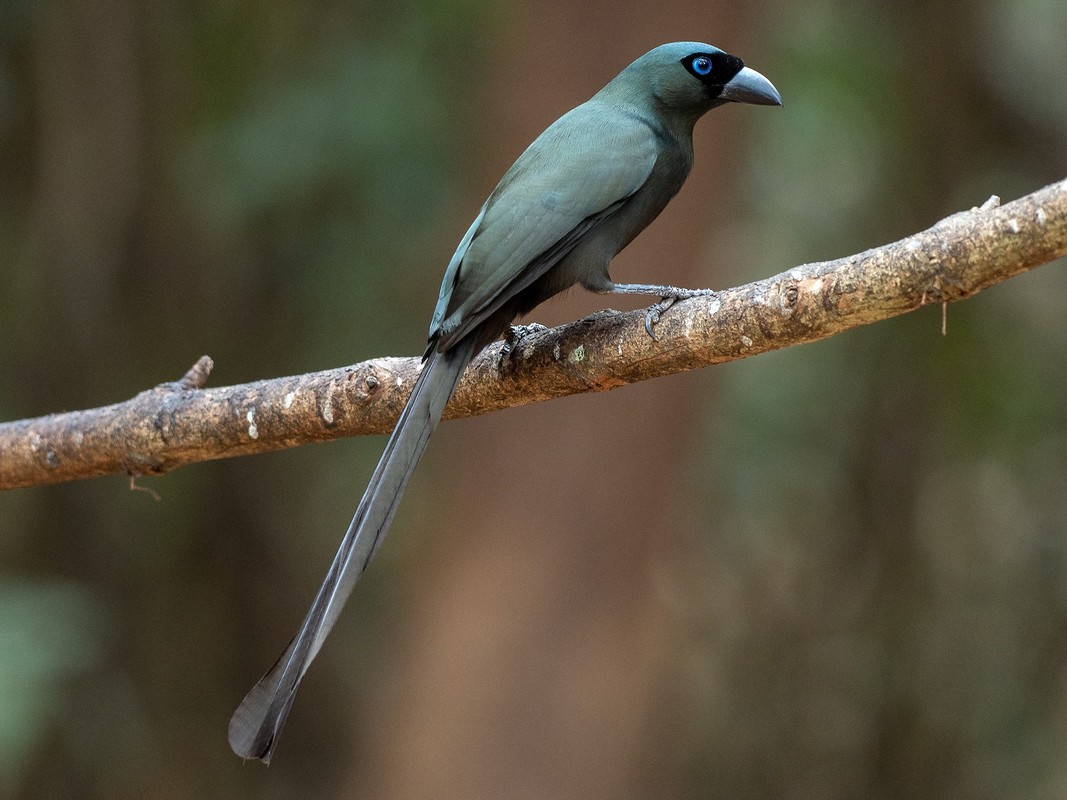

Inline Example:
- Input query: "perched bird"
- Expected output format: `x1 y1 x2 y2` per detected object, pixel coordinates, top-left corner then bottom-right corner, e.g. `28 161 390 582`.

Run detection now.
229 41 781 762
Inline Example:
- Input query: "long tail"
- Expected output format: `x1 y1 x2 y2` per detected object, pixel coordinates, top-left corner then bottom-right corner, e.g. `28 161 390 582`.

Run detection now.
228 338 477 763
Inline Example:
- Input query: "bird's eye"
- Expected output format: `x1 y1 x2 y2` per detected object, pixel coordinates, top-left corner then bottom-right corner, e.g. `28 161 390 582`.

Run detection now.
692 56 713 76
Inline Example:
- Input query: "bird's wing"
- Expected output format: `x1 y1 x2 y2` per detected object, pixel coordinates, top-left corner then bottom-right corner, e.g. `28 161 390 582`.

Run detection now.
430 106 659 349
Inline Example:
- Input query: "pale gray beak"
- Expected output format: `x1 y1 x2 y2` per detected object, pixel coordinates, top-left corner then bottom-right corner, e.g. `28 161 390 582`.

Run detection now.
720 66 783 106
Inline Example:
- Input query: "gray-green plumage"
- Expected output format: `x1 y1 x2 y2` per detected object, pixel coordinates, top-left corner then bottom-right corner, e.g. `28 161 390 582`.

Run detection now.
229 41 781 762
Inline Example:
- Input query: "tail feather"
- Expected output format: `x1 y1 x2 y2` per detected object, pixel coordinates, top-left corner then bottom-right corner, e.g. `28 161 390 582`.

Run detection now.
228 339 476 762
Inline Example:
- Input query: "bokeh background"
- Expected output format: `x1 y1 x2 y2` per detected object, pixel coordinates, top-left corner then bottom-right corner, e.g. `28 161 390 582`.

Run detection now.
2 0 1066 797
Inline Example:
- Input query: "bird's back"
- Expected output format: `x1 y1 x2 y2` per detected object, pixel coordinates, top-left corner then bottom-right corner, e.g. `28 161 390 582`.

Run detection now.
432 98 693 347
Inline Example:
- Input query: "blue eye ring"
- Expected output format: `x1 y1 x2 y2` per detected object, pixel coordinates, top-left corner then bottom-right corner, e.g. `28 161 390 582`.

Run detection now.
692 56 713 76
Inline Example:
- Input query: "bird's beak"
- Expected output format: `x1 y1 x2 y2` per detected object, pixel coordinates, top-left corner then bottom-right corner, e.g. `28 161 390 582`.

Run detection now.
720 66 782 107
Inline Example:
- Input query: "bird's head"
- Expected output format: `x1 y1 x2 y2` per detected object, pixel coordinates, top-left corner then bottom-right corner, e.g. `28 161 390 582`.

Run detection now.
616 41 782 117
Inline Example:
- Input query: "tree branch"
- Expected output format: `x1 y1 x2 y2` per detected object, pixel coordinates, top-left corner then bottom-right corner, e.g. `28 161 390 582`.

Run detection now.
2 179 1065 491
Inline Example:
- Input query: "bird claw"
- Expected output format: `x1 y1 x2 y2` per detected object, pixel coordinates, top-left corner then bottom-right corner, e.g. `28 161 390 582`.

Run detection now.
643 298 674 340
643 288 716 340
499 322 550 369
644 312 657 340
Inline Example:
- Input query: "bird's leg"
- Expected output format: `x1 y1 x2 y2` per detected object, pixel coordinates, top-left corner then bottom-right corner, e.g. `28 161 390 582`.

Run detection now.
603 283 717 340
499 322 550 368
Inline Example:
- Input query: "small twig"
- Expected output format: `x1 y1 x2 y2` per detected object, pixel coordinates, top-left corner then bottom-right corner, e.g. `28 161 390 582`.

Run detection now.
176 356 214 390
128 475 162 501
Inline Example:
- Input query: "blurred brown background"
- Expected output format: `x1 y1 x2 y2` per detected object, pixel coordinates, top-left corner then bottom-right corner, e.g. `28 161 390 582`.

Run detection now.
2 0 1066 797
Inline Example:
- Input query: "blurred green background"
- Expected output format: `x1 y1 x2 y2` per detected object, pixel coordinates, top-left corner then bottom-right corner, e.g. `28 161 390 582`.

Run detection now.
1 0 1066 797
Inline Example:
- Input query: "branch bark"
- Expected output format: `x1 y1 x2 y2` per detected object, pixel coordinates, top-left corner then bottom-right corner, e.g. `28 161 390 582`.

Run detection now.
2 179 1065 490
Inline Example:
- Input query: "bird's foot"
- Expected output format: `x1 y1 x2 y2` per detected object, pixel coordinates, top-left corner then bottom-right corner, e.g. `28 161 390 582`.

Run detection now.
644 287 717 340
499 323 550 370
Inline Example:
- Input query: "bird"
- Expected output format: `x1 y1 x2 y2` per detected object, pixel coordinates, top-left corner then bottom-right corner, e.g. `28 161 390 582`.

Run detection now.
229 40 781 763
